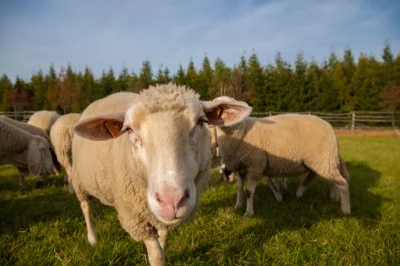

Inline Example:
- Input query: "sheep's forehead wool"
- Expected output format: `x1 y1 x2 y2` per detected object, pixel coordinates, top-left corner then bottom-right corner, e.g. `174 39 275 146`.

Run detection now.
139 83 200 113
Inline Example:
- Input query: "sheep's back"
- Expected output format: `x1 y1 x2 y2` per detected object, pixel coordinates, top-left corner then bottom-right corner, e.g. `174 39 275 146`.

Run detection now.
242 114 338 175
28 111 60 134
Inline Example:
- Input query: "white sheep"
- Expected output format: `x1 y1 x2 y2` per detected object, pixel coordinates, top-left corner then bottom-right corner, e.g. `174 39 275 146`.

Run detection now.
206 96 350 216
50 113 81 193
0 118 55 179
27 110 60 135
71 84 246 266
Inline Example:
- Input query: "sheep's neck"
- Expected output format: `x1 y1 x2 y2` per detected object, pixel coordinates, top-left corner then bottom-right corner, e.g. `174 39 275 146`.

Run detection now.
218 121 246 163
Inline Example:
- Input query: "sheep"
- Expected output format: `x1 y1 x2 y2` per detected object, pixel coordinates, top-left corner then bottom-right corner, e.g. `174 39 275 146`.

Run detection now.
0 118 55 180
50 113 81 193
207 96 350 216
0 116 58 187
71 84 248 265
26 110 61 185
27 110 60 135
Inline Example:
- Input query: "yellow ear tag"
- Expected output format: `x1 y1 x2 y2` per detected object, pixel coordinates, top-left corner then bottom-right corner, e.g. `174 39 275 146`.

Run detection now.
105 121 122 138
216 107 222 119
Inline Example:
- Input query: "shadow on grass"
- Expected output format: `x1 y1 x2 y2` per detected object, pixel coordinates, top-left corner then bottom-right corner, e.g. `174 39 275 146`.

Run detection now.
168 161 386 264
0 174 114 235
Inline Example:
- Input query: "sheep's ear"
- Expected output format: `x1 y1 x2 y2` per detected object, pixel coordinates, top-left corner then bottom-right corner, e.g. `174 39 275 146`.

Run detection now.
202 99 252 127
74 112 126 141
27 142 42 177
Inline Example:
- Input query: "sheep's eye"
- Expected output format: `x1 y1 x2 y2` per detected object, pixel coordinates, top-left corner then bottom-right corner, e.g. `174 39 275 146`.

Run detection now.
126 127 133 133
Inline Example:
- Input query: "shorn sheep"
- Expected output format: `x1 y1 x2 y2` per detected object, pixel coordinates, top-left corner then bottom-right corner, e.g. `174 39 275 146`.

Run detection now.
211 96 350 216
0 118 54 178
71 84 247 266
50 113 81 193
0 116 56 187
26 110 61 185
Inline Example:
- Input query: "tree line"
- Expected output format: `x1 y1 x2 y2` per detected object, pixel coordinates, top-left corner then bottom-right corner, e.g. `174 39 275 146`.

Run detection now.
0 43 399 114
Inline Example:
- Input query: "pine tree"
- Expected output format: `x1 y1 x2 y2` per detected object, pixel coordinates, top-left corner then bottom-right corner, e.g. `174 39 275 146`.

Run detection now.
270 52 292 111
247 53 266 111
0 74 12 111
79 66 96 108
353 54 381 110
212 57 231 98
230 55 249 101
9 76 33 112
30 70 46 110
340 48 356 111
138 60 153 88
185 59 198 92
198 56 213 99
289 53 308 111
115 66 131 92
173 65 186 85
44 64 57 110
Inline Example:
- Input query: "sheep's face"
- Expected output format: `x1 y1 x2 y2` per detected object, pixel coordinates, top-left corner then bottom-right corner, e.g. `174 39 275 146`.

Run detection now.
74 91 252 225
120 102 209 224
6 137 55 177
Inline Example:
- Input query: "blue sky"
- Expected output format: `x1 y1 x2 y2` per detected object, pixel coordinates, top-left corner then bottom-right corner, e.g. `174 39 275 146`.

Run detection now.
0 0 399 80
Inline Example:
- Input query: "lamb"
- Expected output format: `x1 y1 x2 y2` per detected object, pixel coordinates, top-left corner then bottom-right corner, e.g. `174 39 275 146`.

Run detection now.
208 96 350 216
0 118 55 179
27 110 60 135
70 84 247 266
50 113 81 193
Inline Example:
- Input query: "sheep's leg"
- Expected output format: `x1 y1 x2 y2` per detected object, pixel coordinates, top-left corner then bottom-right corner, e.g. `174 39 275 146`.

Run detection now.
36 175 46 188
334 180 351 215
330 186 340 201
66 168 75 194
234 174 244 209
157 229 168 250
244 177 259 216
296 171 316 198
274 177 280 191
80 200 97 245
144 237 165 266
282 177 288 190
19 174 26 188
265 176 283 202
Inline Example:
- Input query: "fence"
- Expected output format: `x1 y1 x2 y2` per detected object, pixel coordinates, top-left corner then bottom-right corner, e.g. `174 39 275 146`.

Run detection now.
251 111 399 130
0 111 35 122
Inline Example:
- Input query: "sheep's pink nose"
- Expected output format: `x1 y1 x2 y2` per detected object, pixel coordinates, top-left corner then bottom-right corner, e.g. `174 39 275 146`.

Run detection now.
155 189 190 219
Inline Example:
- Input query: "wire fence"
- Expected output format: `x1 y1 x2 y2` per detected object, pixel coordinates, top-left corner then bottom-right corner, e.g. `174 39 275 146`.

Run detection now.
251 111 399 130
0 111 35 122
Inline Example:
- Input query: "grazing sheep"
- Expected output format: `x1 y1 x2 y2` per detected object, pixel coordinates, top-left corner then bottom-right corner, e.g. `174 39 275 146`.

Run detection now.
208 96 350 216
50 113 81 193
0 116 57 187
71 84 246 265
27 110 61 185
27 110 60 135
0 119 55 180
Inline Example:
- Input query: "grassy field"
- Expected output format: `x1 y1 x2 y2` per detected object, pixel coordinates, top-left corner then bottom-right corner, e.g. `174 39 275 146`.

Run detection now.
1 137 399 265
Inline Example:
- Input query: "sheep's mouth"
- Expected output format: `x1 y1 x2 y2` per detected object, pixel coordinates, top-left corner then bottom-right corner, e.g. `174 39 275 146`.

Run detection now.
157 216 183 225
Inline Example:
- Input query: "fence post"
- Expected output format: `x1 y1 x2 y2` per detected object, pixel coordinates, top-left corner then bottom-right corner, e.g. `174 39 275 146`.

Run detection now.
269 112 272 117
351 111 355 131
392 111 395 128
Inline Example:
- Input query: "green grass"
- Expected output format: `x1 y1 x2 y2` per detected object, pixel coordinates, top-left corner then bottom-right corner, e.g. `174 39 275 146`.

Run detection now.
1 137 399 265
